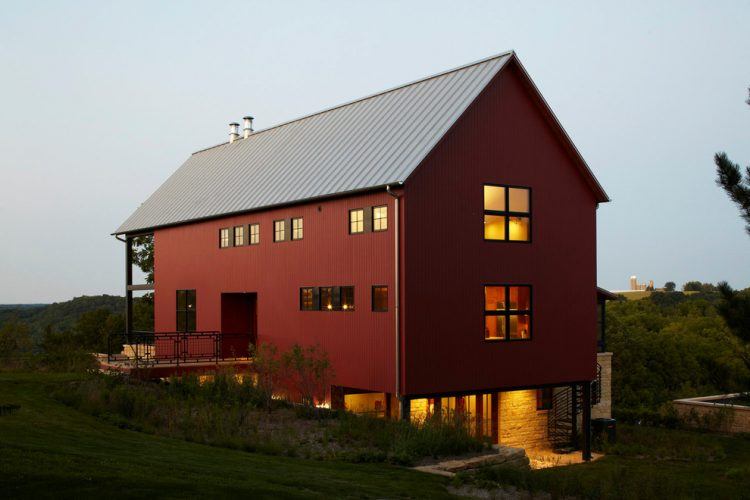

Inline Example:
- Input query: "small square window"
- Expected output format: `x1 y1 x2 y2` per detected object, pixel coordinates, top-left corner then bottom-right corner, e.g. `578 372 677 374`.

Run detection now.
373 205 388 231
233 225 244 246
349 209 364 234
249 223 260 245
483 185 531 242
372 286 388 312
274 220 285 242
484 285 532 341
292 217 303 240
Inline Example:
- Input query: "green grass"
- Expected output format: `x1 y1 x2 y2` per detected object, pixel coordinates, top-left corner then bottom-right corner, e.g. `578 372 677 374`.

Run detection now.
457 424 750 499
0 373 452 499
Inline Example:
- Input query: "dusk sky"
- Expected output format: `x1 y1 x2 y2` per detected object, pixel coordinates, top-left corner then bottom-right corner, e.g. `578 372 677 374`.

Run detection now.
1 1 748 303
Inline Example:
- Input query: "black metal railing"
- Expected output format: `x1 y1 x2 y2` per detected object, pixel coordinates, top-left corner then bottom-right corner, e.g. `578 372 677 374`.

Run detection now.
107 331 252 367
547 364 603 449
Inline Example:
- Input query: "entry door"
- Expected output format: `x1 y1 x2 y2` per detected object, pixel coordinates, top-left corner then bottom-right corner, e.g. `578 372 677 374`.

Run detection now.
220 293 257 358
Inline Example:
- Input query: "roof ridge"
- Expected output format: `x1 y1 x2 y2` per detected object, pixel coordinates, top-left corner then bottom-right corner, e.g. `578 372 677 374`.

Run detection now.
192 50 515 156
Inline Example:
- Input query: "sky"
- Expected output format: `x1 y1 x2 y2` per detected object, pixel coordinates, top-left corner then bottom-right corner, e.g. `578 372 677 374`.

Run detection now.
0 1 749 303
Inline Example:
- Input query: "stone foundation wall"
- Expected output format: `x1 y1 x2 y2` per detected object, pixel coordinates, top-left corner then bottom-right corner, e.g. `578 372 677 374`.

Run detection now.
592 352 612 419
499 389 549 449
673 396 750 433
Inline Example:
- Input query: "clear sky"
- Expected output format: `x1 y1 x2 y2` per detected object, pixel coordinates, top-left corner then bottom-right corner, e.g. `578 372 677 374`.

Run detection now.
1 1 748 303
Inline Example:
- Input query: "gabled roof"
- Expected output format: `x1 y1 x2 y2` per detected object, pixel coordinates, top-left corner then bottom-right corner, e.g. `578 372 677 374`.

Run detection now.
116 51 607 235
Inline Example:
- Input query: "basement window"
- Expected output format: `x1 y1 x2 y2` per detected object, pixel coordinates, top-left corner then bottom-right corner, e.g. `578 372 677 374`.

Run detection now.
249 223 260 245
372 286 388 312
233 225 245 246
176 289 196 332
484 285 532 341
483 185 531 242
349 209 364 234
292 217 304 240
274 220 285 242
219 228 230 248
373 205 388 231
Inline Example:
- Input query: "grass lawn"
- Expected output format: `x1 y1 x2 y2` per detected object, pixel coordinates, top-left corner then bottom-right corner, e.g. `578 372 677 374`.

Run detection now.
0 373 452 499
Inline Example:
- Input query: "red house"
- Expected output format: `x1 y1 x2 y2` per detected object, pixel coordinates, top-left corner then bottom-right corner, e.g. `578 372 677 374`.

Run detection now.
114 51 612 457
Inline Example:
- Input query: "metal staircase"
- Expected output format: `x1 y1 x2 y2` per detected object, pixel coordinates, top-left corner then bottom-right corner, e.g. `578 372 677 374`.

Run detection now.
547 364 602 450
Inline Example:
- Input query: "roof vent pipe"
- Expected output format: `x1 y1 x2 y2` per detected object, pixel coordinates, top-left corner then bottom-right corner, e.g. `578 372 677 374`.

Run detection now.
242 116 254 139
229 122 240 143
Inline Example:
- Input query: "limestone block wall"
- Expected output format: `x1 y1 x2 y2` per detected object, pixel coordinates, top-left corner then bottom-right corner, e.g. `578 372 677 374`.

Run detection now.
499 389 549 449
592 352 613 419
673 396 750 433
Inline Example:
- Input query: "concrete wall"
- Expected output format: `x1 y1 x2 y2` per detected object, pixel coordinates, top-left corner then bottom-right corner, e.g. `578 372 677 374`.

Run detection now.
499 389 549 449
673 395 750 433
592 352 612 419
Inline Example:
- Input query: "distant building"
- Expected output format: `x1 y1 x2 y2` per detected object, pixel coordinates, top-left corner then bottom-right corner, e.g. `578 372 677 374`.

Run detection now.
628 276 654 291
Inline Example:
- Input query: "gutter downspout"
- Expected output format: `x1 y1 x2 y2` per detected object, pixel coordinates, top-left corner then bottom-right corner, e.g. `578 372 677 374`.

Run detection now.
386 184 403 418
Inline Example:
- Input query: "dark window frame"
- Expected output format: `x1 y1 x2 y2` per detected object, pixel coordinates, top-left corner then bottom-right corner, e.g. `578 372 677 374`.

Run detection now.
373 205 388 232
273 219 286 242
349 208 365 234
537 387 553 411
483 284 533 342
176 289 196 332
249 223 260 245
219 228 231 248
483 184 532 243
340 286 355 311
291 217 304 240
372 285 388 312
300 287 316 311
233 225 245 247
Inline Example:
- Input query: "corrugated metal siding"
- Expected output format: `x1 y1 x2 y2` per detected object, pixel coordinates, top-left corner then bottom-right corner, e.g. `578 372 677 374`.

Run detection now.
116 53 512 234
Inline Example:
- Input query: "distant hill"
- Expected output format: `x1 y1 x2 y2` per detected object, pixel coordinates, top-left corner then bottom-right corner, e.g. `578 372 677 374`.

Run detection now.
0 295 125 339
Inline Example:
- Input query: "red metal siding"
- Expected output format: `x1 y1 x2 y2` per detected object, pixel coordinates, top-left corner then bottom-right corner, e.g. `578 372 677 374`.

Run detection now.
402 61 599 396
153 191 398 394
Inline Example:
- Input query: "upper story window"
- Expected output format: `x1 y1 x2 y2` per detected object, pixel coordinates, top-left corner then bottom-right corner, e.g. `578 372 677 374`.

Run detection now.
274 220 286 242
484 285 532 341
249 223 260 245
292 217 303 240
219 228 231 248
233 225 245 246
373 205 388 231
372 285 388 312
349 209 364 234
483 185 531 242
176 289 196 332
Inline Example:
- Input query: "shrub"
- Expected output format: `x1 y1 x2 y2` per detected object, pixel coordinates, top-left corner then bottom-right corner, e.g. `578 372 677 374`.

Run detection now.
280 343 334 407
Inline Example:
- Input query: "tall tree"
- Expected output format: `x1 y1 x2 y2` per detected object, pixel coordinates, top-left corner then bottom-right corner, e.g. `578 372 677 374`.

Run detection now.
716 282 750 374
715 87 750 236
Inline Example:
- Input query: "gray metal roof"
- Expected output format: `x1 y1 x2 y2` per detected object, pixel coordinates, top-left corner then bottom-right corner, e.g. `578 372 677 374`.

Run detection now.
116 52 514 234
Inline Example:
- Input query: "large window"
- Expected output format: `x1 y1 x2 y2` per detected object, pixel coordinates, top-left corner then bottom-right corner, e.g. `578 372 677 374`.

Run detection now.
302 286 354 311
372 285 388 312
219 228 230 248
483 185 531 242
176 289 196 332
349 209 364 234
233 225 244 246
292 217 303 240
274 220 285 242
484 285 532 340
373 205 388 231
249 223 260 245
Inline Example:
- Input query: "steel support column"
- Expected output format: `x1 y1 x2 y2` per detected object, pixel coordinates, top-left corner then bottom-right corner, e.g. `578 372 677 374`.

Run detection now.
582 382 592 461
125 236 133 339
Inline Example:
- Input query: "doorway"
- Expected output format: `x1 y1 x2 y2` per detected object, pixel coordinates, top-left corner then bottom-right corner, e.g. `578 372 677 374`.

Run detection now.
220 293 256 358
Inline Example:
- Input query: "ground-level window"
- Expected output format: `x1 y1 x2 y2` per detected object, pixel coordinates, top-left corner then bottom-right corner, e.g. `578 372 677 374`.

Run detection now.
292 217 303 240
219 228 230 248
484 285 532 340
341 286 354 311
249 223 260 245
320 287 334 310
483 185 531 242
537 387 553 410
233 225 244 246
300 287 317 311
373 205 388 231
349 209 364 234
304 286 354 311
176 289 196 332
372 286 388 312
274 220 285 242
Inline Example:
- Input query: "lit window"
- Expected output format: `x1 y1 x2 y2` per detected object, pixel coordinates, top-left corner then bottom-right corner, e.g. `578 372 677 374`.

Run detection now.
249 223 260 245
292 217 303 240
372 286 388 312
274 220 285 242
320 287 334 310
219 228 230 248
484 285 531 340
341 286 354 311
483 185 531 242
176 289 196 332
349 209 364 234
234 225 244 246
300 287 316 311
373 205 388 231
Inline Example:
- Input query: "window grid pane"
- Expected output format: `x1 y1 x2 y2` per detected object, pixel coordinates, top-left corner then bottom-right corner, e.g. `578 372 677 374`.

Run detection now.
234 226 244 246
250 224 259 244
274 220 285 242
220 228 230 248
349 209 364 234
300 287 314 310
373 205 388 231
483 185 530 242
484 285 531 341
292 218 303 240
